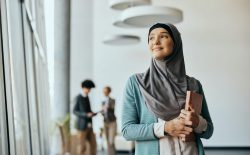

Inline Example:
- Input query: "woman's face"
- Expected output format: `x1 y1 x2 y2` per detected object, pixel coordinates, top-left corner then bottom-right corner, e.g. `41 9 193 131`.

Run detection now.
148 28 174 60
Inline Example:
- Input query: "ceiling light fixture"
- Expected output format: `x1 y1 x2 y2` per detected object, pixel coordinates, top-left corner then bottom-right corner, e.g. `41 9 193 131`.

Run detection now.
113 20 135 28
109 0 150 10
103 34 140 45
120 5 183 27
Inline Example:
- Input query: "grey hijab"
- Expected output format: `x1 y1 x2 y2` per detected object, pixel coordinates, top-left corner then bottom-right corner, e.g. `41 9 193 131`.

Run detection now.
136 23 199 121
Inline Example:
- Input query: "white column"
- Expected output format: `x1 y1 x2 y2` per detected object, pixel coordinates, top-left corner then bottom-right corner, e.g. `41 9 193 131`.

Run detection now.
70 0 93 134
52 0 70 154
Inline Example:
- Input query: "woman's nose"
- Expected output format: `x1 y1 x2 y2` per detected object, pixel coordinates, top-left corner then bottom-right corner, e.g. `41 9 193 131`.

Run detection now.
153 37 160 45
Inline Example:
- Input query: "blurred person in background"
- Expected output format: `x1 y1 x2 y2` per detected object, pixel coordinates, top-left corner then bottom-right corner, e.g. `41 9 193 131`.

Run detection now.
101 86 117 155
74 80 97 155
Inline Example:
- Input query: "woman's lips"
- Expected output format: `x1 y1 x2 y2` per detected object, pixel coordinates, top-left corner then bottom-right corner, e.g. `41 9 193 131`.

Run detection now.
153 47 163 51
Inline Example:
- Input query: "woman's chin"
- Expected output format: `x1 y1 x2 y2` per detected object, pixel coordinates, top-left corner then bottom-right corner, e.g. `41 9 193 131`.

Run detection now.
153 55 165 60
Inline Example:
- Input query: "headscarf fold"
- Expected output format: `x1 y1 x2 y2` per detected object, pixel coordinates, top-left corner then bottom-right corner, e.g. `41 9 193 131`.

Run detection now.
136 23 199 121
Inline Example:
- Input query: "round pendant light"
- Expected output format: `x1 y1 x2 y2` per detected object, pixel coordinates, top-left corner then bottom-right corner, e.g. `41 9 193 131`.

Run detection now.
113 20 135 28
103 34 140 45
109 0 151 10
113 13 136 28
121 5 183 27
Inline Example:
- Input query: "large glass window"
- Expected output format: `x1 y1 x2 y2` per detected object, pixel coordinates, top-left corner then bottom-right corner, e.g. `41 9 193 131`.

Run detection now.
1 0 50 154
0 20 9 155
22 7 41 155
4 0 32 154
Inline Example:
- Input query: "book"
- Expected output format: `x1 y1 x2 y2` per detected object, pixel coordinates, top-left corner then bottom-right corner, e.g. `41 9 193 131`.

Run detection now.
185 91 203 114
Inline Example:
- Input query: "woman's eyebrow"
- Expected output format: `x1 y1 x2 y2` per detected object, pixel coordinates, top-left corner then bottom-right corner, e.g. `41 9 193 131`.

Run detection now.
149 32 169 36
161 32 169 34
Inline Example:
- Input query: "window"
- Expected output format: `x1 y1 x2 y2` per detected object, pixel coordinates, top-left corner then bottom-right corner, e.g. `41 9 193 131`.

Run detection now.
0 0 50 154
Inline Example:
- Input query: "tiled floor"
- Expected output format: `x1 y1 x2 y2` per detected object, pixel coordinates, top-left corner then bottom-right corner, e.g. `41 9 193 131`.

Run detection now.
205 149 250 155
97 149 250 155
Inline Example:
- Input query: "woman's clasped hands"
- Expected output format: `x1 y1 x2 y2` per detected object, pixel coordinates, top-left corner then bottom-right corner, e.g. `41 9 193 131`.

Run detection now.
164 108 199 142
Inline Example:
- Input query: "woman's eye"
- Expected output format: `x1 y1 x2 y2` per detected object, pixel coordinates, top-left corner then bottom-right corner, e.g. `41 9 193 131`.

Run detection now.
149 37 154 40
161 35 168 38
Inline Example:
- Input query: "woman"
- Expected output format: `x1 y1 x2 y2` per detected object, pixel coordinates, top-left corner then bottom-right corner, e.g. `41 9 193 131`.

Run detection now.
122 23 213 155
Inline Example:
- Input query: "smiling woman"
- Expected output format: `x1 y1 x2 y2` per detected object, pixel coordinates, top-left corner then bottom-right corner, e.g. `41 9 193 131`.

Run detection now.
122 23 213 155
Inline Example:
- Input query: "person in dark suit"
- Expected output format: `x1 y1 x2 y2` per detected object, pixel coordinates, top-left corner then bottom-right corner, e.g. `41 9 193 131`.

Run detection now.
73 80 97 155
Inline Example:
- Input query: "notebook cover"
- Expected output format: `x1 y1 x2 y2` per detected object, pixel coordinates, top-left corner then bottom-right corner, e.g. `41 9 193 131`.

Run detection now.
185 91 203 114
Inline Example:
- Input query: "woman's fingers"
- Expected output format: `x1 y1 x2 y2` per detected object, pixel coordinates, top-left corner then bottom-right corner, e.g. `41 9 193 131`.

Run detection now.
184 126 193 132
181 109 199 128
174 117 193 130
179 113 194 126
168 115 196 137
180 130 191 135
184 120 193 126
181 109 189 114
180 110 192 121
179 113 186 119
181 109 196 116
175 123 192 133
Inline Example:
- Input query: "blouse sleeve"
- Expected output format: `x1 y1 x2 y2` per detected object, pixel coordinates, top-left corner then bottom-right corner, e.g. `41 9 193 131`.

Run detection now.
195 81 214 139
121 76 157 141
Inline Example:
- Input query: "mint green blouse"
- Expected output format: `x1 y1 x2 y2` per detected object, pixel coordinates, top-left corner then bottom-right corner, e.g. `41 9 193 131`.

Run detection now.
122 75 214 155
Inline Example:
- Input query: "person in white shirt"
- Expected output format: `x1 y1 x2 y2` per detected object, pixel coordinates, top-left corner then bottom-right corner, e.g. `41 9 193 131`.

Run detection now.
101 86 117 155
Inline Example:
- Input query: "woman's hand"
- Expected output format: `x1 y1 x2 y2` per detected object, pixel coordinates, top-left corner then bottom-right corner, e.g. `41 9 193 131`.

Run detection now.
164 116 193 137
180 109 199 128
